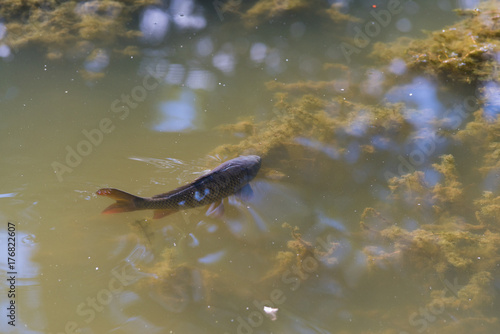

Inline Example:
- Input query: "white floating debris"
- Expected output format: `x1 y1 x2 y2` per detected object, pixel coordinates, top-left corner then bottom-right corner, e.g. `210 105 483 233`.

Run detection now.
263 306 278 321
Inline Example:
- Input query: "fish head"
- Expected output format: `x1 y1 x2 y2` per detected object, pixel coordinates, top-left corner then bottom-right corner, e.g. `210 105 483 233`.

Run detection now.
211 155 262 187
240 155 262 181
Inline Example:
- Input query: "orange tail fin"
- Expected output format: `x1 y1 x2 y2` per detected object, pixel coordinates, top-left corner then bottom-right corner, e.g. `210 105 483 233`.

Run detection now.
96 188 142 214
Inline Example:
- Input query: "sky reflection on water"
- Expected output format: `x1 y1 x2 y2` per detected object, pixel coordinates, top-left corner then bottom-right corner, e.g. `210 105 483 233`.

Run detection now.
153 89 198 132
0 0 499 333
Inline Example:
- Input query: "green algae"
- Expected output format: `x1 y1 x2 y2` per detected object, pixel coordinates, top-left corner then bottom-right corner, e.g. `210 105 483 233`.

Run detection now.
207 36 499 330
219 0 359 29
371 2 500 84
30 0 496 330
474 191 500 229
0 0 157 77
431 154 465 213
259 223 338 283
364 226 500 274
453 108 500 184
359 154 499 332
211 83 412 168
134 222 338 320
202 4 500 331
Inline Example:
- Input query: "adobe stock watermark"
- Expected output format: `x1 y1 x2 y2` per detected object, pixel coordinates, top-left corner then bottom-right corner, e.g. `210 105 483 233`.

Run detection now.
400 277 464 334
48 246 148 334
228 234 337 334
340 0 404 64
51 63 167 182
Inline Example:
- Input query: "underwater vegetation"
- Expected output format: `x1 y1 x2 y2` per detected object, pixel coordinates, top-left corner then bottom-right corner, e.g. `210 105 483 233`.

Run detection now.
134 220 339 332
195 2 499 332
219 0 359 28
371 3 500 84
65 1 498 331
0 0 159 78
7 0 496 332
139 84 499 331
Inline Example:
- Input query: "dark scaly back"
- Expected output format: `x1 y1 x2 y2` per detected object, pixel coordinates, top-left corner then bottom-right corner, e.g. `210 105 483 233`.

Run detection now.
141 155 261 210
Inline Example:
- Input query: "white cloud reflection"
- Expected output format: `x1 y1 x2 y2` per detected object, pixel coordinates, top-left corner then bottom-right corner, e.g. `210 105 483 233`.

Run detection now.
345 110 372 137
169 0 206 30
197 250 225 264
265 49 284 73
153 89 198 132
458 0 480 9
84 49 109 73
385 77 441 127
139 0 207 46
196 37 214 57
164 63 185 85
0 44 11 58
396 18 412 32
213 45 236 74
361 69 385 97
185 69 216 90
250 43 267 63
140 8 170 44
388 58 407 75
482 81 500 121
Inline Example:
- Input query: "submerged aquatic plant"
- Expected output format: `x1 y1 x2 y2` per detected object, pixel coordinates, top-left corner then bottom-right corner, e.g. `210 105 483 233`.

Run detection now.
371 2 500 84
218 0 359 28
0 0 158 78
203 3 500 331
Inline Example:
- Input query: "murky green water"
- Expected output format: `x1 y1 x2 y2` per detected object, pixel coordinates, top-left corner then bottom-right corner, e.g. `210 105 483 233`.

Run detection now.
1 1 499 333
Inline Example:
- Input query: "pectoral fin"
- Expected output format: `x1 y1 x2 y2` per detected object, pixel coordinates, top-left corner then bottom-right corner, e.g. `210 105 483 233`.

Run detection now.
206 200 224 218
235 184 254 201
153 209 177 219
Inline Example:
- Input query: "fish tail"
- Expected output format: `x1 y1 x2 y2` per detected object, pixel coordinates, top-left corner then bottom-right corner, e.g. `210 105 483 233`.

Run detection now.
96 188 143 214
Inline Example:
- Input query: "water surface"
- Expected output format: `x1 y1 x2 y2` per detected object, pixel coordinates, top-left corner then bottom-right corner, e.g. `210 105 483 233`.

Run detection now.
1 1 499 333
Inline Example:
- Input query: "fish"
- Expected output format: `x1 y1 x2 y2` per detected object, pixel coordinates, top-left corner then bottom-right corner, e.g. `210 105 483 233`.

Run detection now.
96 155 262 219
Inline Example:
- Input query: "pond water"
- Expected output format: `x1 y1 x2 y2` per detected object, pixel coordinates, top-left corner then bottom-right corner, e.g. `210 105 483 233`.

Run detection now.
1 1 499 333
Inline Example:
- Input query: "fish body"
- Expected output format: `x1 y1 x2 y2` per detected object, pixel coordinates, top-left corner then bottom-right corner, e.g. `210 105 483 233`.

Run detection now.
97 155 261 219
